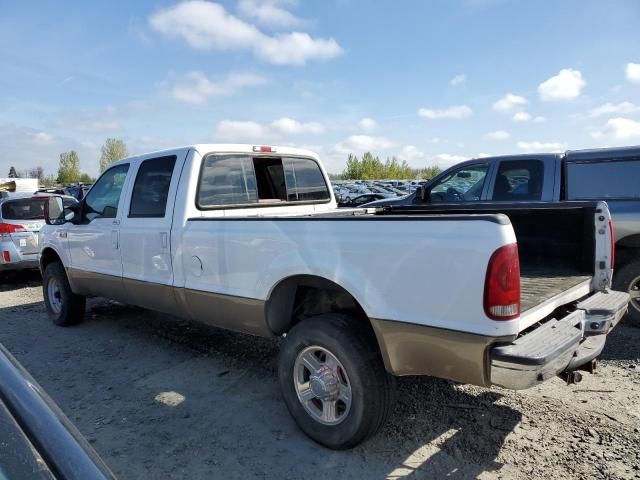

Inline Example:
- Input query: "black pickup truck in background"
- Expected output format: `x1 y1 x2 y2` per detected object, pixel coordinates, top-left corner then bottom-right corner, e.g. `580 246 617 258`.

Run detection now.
367 145 640 325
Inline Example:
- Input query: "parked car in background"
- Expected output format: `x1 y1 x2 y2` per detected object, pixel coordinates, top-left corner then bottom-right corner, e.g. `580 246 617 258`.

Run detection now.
0 194 77 274
366 145 640 325
338 192 395 207
0 343 115 479
39 144 627 449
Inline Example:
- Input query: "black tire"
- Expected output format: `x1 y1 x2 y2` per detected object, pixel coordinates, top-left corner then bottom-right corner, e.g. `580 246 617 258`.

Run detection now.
278 314 394 449
42 262 86 326
613 259 640 327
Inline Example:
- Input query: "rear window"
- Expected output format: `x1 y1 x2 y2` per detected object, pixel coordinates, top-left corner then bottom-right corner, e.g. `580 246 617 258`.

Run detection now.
1 199 46 220
1 198 75 220
566 159 640 200
197 155 329 208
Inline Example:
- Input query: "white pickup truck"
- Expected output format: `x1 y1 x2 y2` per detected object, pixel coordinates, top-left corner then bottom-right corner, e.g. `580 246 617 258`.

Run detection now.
38 144 629 449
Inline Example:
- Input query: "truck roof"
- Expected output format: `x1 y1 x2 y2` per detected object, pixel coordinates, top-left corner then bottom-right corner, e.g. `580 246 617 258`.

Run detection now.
565 144 640 161
111 144 321 166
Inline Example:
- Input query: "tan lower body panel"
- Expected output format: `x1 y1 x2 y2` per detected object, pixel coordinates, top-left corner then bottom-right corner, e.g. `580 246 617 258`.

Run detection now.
67 267 270 338
370 318 515 387
176 288 270 337
67 268 129 304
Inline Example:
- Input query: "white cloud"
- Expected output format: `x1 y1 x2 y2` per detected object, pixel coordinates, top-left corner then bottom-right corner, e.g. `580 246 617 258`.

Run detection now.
237 0 306 28
398 145 426 165
418 105 472 119
512 112 532 122
335 135 394 154
357 117 377 131
269 117 324 135
450 74 466 86
516 141 566 153
626 63 640 83
588 101 640 118
32 132 55 145
149 1 342 66
493 93 527 113
172 71 267 104
215 120 266 141
533 116 546 123
485 130 510 140
538 68 586 101
433 153 468 167
214 117 325 141
591 117 640 140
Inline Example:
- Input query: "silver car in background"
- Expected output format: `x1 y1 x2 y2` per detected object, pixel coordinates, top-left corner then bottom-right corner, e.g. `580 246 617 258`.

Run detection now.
0 194 76 273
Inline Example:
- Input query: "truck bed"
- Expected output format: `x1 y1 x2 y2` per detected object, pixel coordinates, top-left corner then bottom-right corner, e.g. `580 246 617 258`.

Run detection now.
520 267 591 313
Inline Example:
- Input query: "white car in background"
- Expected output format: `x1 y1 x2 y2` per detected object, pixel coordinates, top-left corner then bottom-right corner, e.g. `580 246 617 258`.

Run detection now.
0 194 76 274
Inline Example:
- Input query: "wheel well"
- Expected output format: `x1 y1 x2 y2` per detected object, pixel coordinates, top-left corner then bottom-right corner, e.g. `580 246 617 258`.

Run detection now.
40 248 62 272
265 275 373 337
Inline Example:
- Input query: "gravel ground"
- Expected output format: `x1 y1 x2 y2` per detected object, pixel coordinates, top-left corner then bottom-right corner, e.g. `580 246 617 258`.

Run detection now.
1 271 639 479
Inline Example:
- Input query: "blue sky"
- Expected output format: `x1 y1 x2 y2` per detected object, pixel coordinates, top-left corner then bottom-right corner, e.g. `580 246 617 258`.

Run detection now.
1 0 640 177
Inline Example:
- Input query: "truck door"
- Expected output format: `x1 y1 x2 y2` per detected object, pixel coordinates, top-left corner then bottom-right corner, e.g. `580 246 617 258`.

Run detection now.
119 154 181 314
67 163 131 302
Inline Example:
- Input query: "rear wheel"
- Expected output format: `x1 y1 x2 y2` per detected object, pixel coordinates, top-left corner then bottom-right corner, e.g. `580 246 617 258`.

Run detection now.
278 314 394 449
43 262 86 326
613 259 640 327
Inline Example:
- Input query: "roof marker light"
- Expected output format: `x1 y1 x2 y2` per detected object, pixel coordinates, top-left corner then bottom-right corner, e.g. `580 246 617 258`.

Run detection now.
253 146 275 153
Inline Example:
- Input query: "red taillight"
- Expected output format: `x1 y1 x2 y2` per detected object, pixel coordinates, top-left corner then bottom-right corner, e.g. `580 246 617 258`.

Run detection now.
609 220 615 269
253 145 274 153
2 251 9 262
484 243 521 320
0 223 26 235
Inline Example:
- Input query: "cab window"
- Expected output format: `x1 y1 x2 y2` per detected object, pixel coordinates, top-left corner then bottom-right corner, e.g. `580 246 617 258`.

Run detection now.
428 164 489 202
492 160 544 201
129 156 176 217
84 164 129 221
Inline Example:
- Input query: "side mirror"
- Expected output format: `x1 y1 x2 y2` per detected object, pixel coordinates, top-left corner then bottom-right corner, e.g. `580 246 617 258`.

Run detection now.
44 196 76 225
414 186 429 203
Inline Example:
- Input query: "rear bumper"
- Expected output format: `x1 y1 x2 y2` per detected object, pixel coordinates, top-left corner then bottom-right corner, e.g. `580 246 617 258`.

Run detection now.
0 242 39 271
490 290 629 390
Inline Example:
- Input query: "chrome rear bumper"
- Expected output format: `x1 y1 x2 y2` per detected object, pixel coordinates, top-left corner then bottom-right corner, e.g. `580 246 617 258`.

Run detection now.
490 290 629 390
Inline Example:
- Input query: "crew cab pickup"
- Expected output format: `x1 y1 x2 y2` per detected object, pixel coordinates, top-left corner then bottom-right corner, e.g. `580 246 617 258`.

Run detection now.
38 145 629 449
367 145 640 325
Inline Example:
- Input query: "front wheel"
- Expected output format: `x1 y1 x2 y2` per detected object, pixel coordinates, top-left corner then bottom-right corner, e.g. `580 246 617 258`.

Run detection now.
43 262 86 326
278 314 394 449
613 259 640 327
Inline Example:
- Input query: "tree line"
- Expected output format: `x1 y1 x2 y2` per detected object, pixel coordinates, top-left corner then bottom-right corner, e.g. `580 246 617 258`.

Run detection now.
6 138 128 186
338 152 441 180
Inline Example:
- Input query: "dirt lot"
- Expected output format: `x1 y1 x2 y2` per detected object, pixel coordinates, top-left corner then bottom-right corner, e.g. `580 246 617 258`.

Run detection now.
1 271 639 480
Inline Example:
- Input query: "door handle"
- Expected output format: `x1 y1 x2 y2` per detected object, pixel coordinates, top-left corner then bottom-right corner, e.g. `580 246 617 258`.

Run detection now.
112 230 119 250
160 232 168 249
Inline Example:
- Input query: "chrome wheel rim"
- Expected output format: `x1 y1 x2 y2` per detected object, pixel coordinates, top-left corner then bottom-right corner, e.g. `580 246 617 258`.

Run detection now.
629 275 640 313
47 277 62 314
293 346 352 426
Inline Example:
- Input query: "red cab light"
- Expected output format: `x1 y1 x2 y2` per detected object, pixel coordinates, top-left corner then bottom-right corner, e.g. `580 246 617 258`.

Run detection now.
484 243 521 320
253 145 274 153
0 223 26 235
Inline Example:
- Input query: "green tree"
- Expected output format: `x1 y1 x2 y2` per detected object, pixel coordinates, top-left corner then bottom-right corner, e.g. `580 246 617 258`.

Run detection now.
8 166 18 178
41 174 58 187
79 173 94 184
99 138 128 173
57 150 81 184
27 166 45 182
